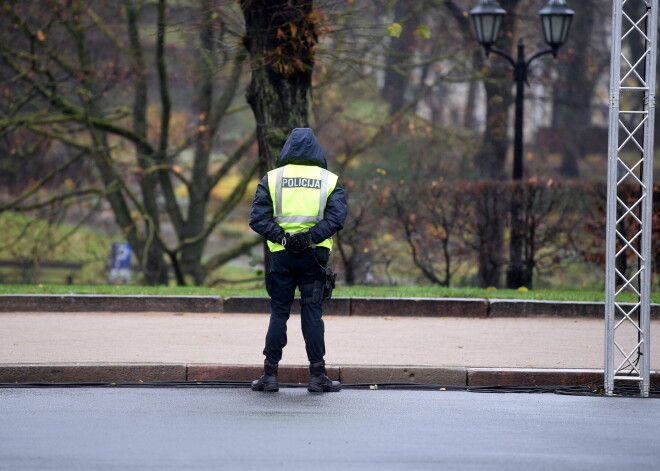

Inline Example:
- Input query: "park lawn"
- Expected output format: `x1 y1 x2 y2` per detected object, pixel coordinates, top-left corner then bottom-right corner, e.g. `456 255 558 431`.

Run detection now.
0 212 119 285
0 283 658 303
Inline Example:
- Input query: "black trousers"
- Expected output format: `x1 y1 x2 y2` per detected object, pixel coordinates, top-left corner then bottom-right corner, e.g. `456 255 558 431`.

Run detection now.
263 247 330 365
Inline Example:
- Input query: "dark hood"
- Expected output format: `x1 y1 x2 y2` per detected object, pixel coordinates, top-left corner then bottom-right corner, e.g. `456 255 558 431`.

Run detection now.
276 128 327 169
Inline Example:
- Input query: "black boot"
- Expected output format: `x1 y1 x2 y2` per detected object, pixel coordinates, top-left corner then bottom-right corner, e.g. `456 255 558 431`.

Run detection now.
251 361 279 392
308 361 341 392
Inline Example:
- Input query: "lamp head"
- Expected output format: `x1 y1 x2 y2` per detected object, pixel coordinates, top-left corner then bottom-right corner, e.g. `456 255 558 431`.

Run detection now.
469 0 507 51
539 0 575 53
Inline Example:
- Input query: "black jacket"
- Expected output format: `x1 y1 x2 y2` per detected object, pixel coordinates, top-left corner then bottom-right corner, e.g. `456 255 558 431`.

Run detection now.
249 128 347 246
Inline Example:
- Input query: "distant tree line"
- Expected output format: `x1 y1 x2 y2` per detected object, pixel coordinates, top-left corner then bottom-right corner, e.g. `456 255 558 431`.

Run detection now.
337 180 660 290
0 0 648 287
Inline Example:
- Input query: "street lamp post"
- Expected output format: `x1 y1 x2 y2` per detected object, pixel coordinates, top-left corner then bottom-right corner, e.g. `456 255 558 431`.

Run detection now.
469 0 574 289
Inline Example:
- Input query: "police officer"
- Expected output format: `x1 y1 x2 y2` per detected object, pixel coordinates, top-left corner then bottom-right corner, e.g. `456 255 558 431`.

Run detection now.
249 128 347 392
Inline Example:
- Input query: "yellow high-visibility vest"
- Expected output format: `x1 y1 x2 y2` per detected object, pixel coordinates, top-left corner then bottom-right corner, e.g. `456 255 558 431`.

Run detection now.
267 164 338 252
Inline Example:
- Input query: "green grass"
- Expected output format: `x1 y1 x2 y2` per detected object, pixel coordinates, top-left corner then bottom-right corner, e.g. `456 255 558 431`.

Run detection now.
0 212 118 285
0 283 251 296
2 212 658 303
1 283 658 303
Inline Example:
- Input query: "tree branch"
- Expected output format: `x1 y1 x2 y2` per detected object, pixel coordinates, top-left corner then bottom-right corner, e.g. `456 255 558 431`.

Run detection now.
1 48 155 154
0 149 88 210
179 161 258 249
209 48 247 135
2 187 109 212
203 235 263 275
208 130 257 189
156 0 171 158
152 0 185 237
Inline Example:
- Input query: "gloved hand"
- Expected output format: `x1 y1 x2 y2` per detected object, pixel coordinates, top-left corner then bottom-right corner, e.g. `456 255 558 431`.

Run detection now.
282 232 312 254
292 232 314 250
282 232 306 254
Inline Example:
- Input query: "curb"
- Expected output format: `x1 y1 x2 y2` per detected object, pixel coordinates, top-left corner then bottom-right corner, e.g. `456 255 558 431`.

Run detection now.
0 294 223 313
1 294 659 318
0 363 187 383
2 363 657 387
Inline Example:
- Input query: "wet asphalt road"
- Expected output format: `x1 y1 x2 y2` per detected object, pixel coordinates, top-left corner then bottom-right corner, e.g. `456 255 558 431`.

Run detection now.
0 387 658 470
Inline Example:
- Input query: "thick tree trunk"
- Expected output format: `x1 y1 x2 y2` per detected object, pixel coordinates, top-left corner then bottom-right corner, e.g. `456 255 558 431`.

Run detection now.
552 0 595 178
124 0 169 284
381 2 421 115
470 0 519 286
475 182 507 288
241 0 316 168
444 1 480 130
180 0 216 284
241 0 318 269
473 0 517 181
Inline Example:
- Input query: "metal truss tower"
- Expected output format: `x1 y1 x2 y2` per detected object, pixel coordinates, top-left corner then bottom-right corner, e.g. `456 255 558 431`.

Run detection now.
606 0 657 397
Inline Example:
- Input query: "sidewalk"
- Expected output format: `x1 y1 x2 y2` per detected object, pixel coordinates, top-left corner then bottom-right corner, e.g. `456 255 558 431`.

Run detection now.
1 303 659 386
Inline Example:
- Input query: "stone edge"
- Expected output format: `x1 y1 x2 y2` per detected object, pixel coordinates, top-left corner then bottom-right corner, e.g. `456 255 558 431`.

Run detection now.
2 364 658 387
0 295 223 313
2 294 658 318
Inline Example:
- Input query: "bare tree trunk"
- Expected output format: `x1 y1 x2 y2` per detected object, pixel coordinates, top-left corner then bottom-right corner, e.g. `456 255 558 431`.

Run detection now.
181 0 217 284
474 0 519 286
381 2 422 115
474 182 507 287
124 0 169 284
474 81 510 181
443 1 481 130
241 0 316 165
552 0 596 178
240 0 318 269
444 0 518 286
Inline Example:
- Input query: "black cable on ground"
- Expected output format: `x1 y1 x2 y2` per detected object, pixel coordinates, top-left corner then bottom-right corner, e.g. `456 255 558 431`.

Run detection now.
1 380 659 397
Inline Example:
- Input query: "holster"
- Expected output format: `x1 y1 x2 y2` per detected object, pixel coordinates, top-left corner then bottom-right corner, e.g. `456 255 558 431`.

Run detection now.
301 267 336 305
321 266 336 300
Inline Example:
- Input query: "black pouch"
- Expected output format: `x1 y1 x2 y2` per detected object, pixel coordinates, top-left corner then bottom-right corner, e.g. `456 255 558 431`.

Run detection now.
310 279 325 304
322 267 336 300
314 247 330 265
302 267 336 305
